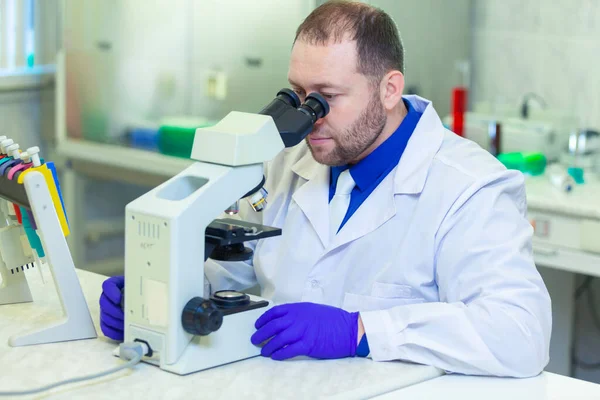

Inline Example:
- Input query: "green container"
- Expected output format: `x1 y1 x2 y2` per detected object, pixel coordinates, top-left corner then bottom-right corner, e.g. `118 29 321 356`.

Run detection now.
497 152 547 176
158 117 214 159
82 109 110 143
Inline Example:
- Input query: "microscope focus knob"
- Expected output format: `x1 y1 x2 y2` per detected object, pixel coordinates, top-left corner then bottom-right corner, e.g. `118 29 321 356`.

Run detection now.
182 297 223 336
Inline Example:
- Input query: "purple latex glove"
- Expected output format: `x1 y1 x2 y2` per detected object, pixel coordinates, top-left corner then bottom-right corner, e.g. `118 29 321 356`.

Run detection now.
250 302 359 360
99 275 125 341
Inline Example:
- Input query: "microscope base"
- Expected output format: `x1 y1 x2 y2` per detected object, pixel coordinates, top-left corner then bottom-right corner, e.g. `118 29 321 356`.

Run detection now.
128 294 272 375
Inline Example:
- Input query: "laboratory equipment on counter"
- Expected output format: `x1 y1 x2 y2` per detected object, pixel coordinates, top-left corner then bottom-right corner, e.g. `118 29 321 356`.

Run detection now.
128 127 159 152
0 139 14 157
497 152 546 176
443 111 575 161
8 150 33 179
546 164 575 193
0 143 36 302
567 167 585 184
451 87 467 137
0 143 19 167
158 117 214 158
559 129 600 175
450 61 470 137
0 142 96 346
0 195 36 305
520 92 548 120
122 89 329 375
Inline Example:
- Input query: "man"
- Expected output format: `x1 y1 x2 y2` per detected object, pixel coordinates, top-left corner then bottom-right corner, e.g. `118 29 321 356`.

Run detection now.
100 1 551 377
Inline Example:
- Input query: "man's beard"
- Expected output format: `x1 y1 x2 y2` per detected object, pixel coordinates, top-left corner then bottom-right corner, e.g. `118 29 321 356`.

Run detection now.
307 93 387 166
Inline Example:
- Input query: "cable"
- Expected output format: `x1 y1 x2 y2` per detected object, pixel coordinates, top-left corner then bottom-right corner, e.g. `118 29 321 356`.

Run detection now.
0 342 149 397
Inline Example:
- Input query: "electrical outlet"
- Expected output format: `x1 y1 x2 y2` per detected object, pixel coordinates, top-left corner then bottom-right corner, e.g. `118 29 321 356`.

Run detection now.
206 70 227 100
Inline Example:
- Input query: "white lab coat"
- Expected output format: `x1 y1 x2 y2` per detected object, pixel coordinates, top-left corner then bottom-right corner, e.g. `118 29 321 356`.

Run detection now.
205 95 551 378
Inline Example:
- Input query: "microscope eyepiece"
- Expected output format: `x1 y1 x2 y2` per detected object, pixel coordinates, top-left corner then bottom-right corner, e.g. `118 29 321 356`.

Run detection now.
276 88 301 108
259 88 301 117
260 88 330 148
298 92 330 123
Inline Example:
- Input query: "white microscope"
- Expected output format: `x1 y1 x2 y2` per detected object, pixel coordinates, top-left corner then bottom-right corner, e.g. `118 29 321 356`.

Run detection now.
122 89 329 375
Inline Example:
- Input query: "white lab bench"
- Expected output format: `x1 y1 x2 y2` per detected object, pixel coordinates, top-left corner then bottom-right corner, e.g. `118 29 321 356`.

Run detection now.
524 172 600 376
375 372 600 399
0 267 444 399
53 139 600 378
2 267 599 399
526 173 600 277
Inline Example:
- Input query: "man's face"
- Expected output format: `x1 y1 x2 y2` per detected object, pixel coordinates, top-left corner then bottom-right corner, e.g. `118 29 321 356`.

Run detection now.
288 39 386 166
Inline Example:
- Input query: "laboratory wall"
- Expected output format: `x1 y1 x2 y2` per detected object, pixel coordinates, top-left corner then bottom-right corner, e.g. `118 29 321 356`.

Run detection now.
471 0 600 384
64 0 470 144
0 89 53 152
64 0 316 143
471 0 600 129
366 0 471 117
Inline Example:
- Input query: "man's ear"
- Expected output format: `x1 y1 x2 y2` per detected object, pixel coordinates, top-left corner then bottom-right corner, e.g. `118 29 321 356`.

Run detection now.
380 70 405 111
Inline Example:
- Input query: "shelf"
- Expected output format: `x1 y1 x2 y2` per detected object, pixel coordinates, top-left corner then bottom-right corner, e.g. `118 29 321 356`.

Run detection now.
534 243 600 278
0 65 56 92
56 139 194 180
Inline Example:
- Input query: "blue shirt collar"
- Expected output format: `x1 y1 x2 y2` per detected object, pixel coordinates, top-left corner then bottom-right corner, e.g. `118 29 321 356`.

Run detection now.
330 98 421 193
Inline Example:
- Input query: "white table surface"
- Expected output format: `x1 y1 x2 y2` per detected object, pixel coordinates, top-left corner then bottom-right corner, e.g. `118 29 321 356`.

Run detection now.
41 144 600 398
0 267 443 399
375 371 600 400
525 172 600 219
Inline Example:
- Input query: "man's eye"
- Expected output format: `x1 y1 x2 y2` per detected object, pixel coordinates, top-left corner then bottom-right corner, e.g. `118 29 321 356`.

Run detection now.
293 89 305 97
322 94 336 100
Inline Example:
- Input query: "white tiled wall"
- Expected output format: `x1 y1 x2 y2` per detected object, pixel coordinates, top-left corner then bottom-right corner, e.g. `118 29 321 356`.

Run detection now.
471 0 600 129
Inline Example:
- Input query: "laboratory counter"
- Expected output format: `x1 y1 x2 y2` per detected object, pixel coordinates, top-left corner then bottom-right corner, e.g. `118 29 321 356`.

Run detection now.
2 266 600 398
525 171 600 278
0 267 443 399
376 371 600 399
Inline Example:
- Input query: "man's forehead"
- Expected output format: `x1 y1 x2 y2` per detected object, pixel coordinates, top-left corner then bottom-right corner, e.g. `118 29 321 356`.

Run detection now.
287 76 350 90
291 37 358 61
288 39 359 87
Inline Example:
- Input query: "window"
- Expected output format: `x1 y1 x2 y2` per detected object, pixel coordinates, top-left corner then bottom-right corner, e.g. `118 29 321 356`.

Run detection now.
1 0 56 71
0 0 57 90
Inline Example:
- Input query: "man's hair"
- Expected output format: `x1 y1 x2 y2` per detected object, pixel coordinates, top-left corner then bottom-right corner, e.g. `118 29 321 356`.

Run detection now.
294 0 404 82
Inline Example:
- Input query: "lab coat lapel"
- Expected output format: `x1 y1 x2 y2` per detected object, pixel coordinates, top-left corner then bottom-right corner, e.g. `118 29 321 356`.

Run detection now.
329 171 396 251
328 95 445 251
291 152 331 248
288 95 445 253
392 95 445 195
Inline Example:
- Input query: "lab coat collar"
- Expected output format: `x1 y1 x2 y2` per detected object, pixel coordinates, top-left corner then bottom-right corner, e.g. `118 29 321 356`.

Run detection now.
291 149 330 247
290 145 317 181
292 95 445 193
289 95 445 249
392 95 445 195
